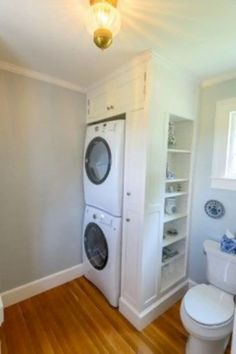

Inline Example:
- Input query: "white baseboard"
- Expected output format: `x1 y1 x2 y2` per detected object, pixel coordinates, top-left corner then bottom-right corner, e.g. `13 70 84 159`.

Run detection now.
0 297 3 325
188 278 197 289
119 280 188 331
1 263 85 308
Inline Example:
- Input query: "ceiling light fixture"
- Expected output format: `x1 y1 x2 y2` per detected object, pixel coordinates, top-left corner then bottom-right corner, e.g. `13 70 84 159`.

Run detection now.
85 0 121 50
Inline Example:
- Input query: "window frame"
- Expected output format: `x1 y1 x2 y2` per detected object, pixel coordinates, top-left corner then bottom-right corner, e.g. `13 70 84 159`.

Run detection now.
211 97 236 191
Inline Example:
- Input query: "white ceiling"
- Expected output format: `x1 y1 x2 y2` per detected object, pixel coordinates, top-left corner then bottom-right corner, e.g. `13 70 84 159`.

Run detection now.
0 0 236 87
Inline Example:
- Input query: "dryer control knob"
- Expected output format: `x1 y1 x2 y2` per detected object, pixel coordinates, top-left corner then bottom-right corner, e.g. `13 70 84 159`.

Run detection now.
126 218 130 222
93 214 97 219
126 192 131 196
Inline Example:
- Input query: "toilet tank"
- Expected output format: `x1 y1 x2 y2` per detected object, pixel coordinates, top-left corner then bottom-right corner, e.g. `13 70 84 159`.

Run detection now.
204 240 236 295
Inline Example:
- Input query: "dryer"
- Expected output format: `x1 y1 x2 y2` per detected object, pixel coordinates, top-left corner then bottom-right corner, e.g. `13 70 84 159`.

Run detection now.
83 206 122 307
84 118 125 217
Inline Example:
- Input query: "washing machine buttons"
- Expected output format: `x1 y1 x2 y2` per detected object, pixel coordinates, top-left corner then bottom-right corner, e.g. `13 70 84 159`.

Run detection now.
100 214 105 222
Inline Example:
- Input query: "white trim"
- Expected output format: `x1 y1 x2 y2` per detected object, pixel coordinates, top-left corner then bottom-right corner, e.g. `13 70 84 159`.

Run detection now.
202 70 236 88
1 263 85 308
119 280 188 330
211 177 236 191
188 279 197 289
0 297 3 325
232 307 236 354
0 61 86 93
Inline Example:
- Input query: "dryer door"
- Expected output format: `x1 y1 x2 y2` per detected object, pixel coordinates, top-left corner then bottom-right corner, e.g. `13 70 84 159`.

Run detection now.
84 222 108 270
85 137 111 185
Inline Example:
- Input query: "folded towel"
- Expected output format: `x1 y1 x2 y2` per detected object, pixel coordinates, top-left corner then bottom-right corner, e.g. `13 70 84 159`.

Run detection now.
221 232 236 255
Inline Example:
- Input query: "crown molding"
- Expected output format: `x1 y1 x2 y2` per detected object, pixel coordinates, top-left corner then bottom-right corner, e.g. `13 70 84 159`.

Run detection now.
0 61 86 94
202 70 236 88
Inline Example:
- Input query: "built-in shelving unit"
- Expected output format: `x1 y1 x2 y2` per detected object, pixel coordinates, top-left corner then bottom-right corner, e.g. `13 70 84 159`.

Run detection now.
87 52 198 331
160 115 194 294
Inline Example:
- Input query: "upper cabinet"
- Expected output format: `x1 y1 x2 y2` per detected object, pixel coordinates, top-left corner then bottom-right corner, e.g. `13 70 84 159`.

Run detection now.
87 64 147 123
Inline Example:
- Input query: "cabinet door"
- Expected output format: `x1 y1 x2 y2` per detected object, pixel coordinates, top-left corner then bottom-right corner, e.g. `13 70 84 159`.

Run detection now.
121 209 143 308
113 71 146 115
124 109 147 209
87 88 110 123
87 68 147 123
121 109 147 308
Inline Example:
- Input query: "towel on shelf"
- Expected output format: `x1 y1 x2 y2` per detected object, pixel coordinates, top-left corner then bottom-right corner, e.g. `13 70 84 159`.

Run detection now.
220 230 236 255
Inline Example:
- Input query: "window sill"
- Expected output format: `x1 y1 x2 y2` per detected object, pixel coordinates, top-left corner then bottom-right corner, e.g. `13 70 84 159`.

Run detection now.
211 177 236 191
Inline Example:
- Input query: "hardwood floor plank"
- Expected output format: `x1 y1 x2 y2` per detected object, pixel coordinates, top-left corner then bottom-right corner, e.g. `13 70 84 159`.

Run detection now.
77 277 162 354
0 277 232 354
69 281 135 354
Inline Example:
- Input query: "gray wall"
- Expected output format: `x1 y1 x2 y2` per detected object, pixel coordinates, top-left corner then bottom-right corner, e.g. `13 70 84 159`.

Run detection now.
0 71 86 292
189 78 236 283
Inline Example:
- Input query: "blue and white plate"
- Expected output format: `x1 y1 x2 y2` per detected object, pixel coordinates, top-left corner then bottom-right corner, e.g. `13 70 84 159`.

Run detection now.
204 200 225 219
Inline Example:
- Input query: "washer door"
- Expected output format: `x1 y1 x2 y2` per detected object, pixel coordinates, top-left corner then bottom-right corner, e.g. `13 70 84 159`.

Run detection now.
84 222 108 270
85 137 112 185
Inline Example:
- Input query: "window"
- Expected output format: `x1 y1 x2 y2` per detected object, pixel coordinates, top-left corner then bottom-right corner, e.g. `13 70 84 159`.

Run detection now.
211 98 236 190
226 111 236 179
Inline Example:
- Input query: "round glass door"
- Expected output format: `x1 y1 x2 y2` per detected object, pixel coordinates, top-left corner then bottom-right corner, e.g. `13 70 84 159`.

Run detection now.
85 137 111 184
84 223 108 270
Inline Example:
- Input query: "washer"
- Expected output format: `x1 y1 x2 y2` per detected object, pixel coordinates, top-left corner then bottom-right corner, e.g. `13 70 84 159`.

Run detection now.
83 206 122 307
84 118 125 217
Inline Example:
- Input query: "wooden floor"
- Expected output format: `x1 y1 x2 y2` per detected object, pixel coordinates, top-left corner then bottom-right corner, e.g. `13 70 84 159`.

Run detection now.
0 277 231 354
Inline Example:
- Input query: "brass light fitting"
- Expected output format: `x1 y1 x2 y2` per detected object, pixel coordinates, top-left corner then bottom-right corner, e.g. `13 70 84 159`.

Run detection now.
86 0 121 50
94 29 113 50
90 0 118 7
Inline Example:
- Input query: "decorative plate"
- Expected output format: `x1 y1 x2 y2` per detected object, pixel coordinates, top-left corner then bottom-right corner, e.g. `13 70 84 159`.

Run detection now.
204 200 225 219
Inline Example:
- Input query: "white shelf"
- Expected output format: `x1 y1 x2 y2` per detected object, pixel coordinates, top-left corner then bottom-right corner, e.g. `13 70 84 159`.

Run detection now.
163 234 186 247
162 251 185 266
164 213 187 223
161 272 185 293
165 192 188 198
160 117 194 295
165 178 189 183
168 148 191 154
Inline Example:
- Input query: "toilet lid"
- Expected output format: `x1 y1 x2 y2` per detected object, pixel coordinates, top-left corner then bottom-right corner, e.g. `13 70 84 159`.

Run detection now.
184 284 234 326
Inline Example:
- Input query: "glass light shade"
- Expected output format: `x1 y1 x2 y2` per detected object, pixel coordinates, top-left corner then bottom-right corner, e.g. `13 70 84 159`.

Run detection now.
85 2 121 38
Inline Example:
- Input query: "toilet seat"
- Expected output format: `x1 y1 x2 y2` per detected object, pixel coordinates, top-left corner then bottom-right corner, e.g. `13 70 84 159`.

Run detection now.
184 284 234 327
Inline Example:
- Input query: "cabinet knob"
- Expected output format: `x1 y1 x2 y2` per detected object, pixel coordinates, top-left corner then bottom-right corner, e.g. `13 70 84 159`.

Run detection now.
126 218 130 222
126 192 131 196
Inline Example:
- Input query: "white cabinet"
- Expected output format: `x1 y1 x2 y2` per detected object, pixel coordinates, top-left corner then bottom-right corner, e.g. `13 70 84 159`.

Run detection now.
87 68 147 123
121 109 146 309
87 87 110 122
86 51 199 331
119 54 198 330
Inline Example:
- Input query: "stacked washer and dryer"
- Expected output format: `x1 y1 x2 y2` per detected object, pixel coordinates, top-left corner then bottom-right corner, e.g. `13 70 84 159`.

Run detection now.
82 118 125 307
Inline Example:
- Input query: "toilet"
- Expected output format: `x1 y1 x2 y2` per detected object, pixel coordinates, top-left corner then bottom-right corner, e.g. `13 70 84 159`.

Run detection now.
181 240 236 354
